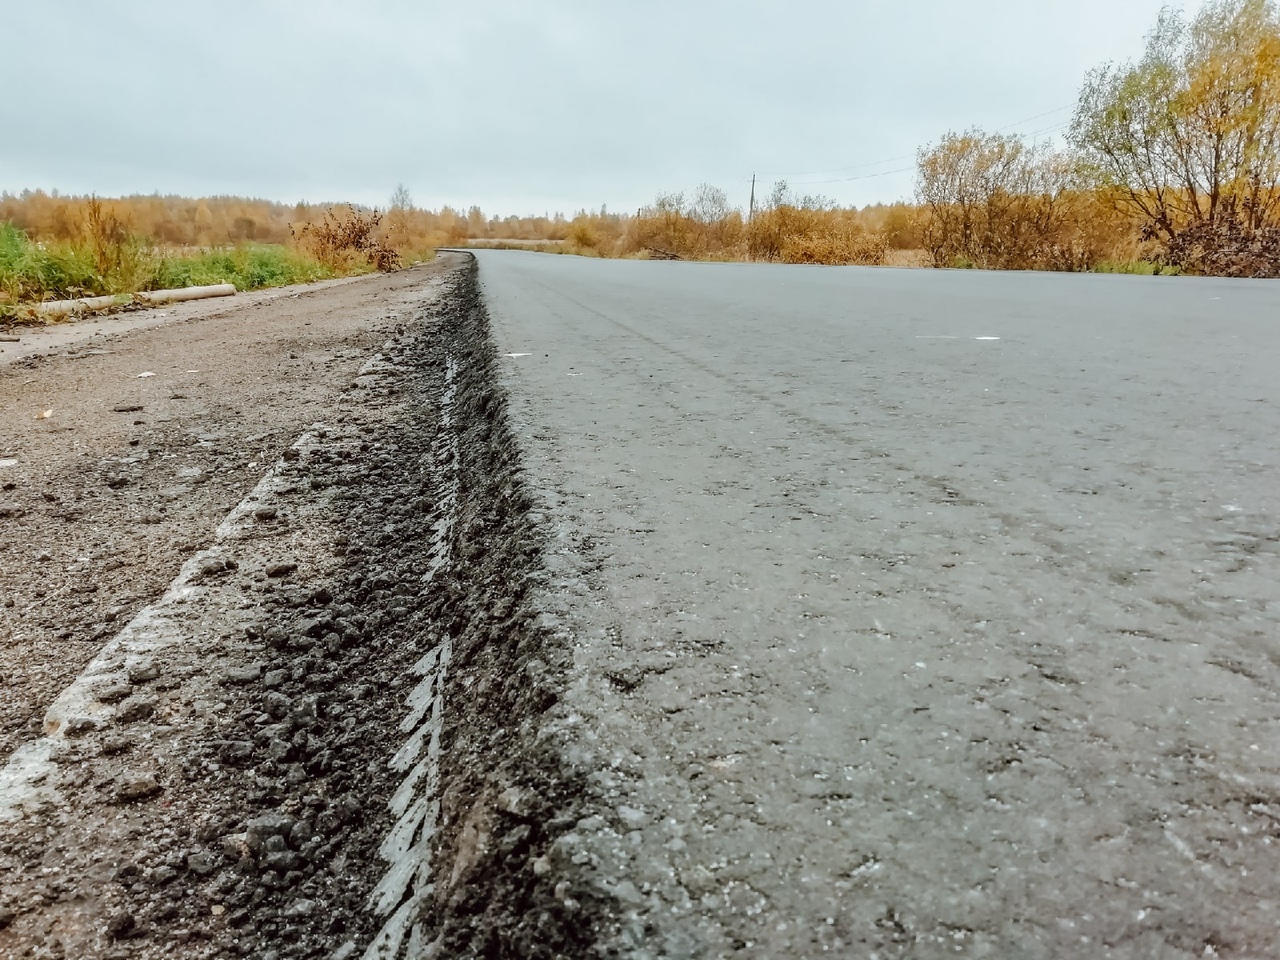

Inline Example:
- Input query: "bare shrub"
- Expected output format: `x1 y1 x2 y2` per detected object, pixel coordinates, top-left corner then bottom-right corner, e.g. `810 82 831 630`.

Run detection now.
291 206 401 272
1164 215 1280 276
779 229 887 265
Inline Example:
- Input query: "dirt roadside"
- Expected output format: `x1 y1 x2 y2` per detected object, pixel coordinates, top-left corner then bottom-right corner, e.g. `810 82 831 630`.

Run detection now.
0 259 473 958
0 264 450 762
0 257 610 960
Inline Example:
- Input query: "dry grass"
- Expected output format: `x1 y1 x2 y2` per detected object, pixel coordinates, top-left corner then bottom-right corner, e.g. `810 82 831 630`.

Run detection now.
884 249 931 268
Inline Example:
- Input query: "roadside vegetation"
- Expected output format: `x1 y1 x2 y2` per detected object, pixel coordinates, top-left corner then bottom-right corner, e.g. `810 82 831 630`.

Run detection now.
4 1 1276 284
0 200 415 318
615 0 1280 277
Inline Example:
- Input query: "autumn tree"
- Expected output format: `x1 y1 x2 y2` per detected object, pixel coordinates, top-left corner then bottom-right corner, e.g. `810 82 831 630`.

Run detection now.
1070 0 1280 274
385 183 414 253
915 130 1106 269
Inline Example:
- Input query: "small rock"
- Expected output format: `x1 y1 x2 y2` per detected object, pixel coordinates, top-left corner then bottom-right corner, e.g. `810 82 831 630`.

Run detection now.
265 561 298 578
127 661 160 684
496 786 529 818
283 898 316 918
198 558 229 578
99 735 134 756
115 696 157 723
220 833 250 861
617 804 648 828
262 669 288 689
111 404 144 414
115 772 162 803
253 506 278 522
288 820 313 848
105 911 136 939
96 683 135 704
63 716 99 738
245 813 296 854
148 864 179 885
222 664 263 686
0 907 15 930
220 740 254 764
187 852 218 876
264 850 302 873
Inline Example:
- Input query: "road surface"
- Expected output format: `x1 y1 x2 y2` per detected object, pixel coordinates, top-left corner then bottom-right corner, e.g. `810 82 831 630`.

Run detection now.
474 252 1280 959
1 254 1277 960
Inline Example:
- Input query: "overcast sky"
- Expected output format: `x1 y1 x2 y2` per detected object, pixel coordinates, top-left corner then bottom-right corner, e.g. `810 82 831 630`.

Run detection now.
3 1 1180 216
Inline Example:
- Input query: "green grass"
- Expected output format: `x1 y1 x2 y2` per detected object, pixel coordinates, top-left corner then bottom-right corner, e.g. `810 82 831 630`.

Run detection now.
0 221 99 304
149 245 340 291
1 221 349 317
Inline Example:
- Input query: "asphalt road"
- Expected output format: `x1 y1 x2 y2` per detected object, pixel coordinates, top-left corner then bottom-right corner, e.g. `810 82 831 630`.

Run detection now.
476 252 1280 959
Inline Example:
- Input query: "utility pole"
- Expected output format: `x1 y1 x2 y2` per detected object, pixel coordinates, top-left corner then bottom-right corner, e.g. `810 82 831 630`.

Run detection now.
747 173 756 262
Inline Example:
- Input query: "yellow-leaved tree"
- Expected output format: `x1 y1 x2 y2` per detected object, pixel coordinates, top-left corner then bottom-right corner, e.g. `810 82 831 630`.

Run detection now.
1070 0 1280 275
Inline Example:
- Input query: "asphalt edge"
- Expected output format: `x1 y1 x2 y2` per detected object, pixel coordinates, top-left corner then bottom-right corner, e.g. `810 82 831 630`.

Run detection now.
404 255 619 958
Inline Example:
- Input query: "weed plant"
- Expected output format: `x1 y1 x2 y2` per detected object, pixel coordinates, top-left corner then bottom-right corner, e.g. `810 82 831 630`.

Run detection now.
1 221 347 313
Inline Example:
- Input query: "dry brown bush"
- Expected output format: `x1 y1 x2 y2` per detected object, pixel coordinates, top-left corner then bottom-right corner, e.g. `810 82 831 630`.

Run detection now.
915 131 1137 270
748 185 886 265
291 207 401 272
1165 215 1280 276
777 226 887 265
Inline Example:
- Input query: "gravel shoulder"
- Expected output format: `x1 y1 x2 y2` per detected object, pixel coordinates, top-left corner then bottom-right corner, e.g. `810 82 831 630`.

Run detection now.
0 256 604 960
0 265 448 763
0 260 467 957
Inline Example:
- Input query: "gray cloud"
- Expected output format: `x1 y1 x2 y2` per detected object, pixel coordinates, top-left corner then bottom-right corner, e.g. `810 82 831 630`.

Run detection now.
3 0 1178 215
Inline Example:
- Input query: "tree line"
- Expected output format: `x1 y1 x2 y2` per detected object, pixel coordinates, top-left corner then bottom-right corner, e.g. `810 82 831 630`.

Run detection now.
4 1 1277 279
620 0 1280 276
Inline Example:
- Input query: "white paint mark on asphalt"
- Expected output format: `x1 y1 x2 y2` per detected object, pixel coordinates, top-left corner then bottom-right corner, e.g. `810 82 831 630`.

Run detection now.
364 355 460 960
136 371 156 378
973 336 1002 341
1163 826 1199 863
848 856 882 879
504 352 532 357
0 458 17 469
0 430 321 823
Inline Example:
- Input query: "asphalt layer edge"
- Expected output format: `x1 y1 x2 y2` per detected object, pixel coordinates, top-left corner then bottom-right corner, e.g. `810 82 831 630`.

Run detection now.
408 255 617 958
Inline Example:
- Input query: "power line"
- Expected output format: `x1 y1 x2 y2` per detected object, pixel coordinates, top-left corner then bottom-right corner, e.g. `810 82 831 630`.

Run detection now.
757 153 915 179
788 166 916 187
994 103 1074 133
757 102 1078 182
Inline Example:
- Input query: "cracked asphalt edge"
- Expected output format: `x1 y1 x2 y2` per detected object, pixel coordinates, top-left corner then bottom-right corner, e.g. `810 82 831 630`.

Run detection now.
0 256 642 960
